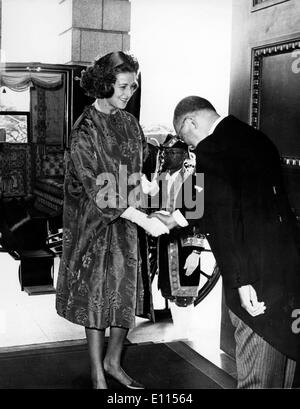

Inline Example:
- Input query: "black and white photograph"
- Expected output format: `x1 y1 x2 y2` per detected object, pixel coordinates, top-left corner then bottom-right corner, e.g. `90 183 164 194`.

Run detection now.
0 0 299 396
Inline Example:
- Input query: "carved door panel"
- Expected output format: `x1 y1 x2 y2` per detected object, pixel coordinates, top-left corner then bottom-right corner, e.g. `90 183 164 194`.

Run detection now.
0 143 31 197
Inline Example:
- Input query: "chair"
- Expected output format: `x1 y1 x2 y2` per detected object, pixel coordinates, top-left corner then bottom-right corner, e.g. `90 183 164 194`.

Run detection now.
0 198 56 295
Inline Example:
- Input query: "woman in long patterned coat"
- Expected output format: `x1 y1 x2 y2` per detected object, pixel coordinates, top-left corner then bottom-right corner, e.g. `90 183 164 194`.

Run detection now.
56 52 156 389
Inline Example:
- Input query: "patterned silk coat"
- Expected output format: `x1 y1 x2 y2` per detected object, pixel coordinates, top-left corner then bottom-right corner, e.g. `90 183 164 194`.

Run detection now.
56 105 154 329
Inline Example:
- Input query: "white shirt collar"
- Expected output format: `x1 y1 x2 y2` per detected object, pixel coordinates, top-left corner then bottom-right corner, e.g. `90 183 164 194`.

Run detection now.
208 115 226 136
165 168 181 181
166 168 182 195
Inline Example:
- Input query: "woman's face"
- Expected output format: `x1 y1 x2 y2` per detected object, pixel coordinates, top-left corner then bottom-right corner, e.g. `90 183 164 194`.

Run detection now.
106 72 138 110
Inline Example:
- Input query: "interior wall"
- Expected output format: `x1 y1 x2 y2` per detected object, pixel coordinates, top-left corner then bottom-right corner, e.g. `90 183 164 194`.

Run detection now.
229 0 300 122
1 0 61 63
130 0 233 131
0 0 2 51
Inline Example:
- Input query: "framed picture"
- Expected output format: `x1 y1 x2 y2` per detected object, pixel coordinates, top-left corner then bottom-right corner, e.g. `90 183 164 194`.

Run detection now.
251 0 290 12
0 112 30 143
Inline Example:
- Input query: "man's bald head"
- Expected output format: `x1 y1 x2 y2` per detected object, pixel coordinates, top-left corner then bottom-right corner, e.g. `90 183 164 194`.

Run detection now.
173 96 216 128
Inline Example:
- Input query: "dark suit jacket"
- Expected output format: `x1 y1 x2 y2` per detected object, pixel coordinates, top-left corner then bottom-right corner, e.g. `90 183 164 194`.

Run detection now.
178 115 300 360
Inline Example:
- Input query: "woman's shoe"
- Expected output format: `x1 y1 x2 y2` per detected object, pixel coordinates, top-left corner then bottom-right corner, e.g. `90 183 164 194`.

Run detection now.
105 372 145 389
123 379 145 389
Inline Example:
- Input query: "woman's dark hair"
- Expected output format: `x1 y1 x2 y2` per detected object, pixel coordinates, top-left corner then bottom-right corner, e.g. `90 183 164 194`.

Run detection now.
80 51 139 99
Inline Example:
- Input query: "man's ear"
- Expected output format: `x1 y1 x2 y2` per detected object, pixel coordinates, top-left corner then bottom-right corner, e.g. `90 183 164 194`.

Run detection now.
187 117 198 130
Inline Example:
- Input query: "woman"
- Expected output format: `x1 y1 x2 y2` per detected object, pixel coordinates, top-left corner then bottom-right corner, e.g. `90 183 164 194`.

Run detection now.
56 51 159 389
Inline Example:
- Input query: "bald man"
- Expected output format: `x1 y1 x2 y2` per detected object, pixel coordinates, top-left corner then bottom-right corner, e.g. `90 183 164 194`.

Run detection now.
150 96 300 389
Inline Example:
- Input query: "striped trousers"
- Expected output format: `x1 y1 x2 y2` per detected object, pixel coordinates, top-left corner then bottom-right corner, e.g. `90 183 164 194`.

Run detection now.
229 310 296 389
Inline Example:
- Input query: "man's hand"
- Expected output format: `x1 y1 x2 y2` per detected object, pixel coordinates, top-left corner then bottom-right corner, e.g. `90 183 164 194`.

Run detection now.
184 251 200 276
148 212 179 230
238 285 266 317
121 207 169 236
145 217 170 237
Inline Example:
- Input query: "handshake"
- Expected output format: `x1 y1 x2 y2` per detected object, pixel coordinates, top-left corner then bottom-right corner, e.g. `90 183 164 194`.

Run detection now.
121 207 169 237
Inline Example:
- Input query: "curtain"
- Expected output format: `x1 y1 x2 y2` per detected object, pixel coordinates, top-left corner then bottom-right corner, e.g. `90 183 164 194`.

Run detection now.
0 72 63 91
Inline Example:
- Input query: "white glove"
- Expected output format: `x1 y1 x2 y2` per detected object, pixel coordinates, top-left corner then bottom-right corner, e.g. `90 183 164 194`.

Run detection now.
121 207 169 237
141 174 159 196
147 217 170 237
184 251 200 276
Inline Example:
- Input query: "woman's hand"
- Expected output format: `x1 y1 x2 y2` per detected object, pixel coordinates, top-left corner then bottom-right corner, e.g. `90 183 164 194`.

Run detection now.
121 207 169 236
148 212 178 229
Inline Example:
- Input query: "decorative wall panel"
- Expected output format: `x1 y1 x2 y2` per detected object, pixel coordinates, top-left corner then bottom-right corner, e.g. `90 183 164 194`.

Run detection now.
0 143 32 197
251 39 300 219
31 84 65 147
251 39 300 161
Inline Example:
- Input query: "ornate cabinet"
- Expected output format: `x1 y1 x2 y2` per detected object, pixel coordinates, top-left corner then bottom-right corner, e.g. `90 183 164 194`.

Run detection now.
0 62 85 199
0 143 31 197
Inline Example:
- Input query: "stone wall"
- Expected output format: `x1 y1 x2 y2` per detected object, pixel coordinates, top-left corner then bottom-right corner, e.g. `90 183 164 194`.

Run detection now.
0 0 2 51
58 0 131 65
